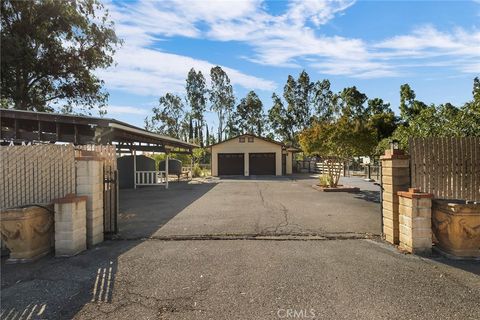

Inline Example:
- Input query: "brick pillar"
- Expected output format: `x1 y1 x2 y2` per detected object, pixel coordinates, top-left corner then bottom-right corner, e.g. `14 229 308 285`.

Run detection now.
380 148 410 244
76 156 104 247
54 195 87 256
398 188 433 255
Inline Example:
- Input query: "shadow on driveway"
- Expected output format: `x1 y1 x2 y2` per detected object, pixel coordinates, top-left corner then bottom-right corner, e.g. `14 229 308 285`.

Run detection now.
354 190 380 204
117 181 218 239
1 180 218 319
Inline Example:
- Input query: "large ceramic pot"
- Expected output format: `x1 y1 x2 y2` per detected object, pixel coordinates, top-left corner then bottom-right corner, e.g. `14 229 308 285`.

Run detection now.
432 199 480 259
0 204 54 263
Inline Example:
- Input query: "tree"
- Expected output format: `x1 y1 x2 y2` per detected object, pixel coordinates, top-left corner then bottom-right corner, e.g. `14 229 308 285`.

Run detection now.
295 70 314 128
186 68 207 123
366 98 397 145
299 84 376 187
299 116 375 187
209 66 235 142
1 0 121 114
146 93 184 138
233 91 265 135
267 93 294 143
283 71 314 137
312 79 335 122
399 84 428 123
473 77 480 108
338 86 368 119
376 78 480 153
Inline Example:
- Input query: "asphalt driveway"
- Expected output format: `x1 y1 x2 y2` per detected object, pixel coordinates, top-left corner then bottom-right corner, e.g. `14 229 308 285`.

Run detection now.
2 174 479 320
118 175 381 239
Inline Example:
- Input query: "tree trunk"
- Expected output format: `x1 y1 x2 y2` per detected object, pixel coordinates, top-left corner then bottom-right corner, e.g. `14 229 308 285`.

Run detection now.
218 110 223 142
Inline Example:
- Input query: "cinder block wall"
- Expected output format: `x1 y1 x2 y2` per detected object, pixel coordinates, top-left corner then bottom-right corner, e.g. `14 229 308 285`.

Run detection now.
54 196 87 256
380 148 410 244
398 188 433 254
75 156 104 247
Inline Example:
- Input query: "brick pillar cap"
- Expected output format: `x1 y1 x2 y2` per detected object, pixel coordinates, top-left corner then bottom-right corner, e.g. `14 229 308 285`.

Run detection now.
397 189 433 199
380 153 410 160
54 194 88 204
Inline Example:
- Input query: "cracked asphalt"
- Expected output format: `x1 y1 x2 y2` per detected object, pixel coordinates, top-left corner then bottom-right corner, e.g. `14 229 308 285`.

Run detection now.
117 175 381 239
2 175 479 319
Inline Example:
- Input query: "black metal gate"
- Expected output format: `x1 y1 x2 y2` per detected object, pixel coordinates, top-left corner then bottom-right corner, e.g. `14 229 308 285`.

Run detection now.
103 165 118 236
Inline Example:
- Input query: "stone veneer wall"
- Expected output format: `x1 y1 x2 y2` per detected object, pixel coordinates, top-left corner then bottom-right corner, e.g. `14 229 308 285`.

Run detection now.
75 156 104 247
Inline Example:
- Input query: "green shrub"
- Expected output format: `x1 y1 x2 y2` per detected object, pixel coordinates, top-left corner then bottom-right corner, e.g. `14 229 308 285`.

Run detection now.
192 164 203 178
319 174 333 187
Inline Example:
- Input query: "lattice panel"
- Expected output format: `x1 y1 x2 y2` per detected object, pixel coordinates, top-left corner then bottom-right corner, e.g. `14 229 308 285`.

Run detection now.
1 144 76 209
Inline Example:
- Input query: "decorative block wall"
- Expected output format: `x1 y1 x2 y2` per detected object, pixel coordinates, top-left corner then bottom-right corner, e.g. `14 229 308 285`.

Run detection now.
76 156 104 247
397 188 433 254
381 148 410 245
54 195 88 257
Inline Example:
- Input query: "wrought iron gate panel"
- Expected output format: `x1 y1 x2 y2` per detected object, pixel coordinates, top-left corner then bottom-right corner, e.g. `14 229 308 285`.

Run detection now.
103 164 118 236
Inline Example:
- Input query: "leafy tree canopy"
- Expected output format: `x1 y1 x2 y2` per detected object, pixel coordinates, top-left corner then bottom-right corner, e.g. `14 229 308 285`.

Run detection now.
233 91 265 136
186 68 207 122
209 66 235 142
399 83 428 123
145 93 185 139
268 92 294 144
299 114 376 187
312 79 335 122
1 0 121 114
376 78 480 153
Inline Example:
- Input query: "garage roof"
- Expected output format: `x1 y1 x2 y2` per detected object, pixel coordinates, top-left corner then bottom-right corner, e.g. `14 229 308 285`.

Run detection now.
208 133 300 151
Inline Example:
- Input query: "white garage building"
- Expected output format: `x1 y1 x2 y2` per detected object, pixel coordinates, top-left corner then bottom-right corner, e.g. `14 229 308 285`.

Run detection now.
209 134 299 176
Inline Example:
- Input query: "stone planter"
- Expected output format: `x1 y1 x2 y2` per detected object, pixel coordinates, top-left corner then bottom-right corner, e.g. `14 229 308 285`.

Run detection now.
0 204 54 263
432 200 480 259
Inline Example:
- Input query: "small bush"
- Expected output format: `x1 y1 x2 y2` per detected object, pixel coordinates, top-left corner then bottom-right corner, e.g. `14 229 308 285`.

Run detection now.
192 164 203 178
319 174 333 187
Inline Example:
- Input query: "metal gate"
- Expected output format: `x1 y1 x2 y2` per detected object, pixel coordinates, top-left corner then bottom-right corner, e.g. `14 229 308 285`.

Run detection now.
103 165 118 236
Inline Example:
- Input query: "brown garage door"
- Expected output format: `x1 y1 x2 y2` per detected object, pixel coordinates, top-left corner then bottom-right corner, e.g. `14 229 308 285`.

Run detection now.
218 153 244 175
249 153 276 175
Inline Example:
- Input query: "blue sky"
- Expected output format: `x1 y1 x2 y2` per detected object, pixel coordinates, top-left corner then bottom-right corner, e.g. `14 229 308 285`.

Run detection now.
99 0 480 129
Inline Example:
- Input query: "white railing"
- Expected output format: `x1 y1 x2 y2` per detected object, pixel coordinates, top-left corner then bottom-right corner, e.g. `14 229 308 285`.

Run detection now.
135 171 168 188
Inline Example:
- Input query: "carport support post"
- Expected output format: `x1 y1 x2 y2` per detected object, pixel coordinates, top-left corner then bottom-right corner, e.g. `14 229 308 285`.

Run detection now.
165 151 169 189
133 148 137 189
190 157 193 180
380 147 410 245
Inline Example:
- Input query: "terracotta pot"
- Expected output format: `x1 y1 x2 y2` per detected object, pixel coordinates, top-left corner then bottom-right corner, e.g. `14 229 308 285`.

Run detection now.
432 200 480 259
0 205 54 263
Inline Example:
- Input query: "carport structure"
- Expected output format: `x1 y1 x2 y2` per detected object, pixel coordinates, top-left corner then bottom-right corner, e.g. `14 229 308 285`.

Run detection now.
0 109 198 190
0 108 198 234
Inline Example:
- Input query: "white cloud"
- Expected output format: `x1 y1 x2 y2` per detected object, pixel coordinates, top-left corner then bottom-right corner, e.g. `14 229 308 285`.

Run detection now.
106 0 396 78
374 25 480 74
99 47 275 96
105 0 480 89
106 105 149 116
102 0 275 97
375 25 480 56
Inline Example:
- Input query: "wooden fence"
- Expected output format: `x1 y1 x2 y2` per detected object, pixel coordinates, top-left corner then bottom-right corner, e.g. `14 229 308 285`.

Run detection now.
0 144 76 209
410 137 480 202
315 162 345 176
